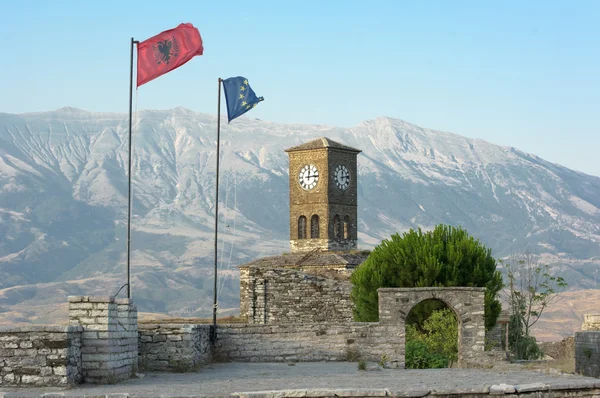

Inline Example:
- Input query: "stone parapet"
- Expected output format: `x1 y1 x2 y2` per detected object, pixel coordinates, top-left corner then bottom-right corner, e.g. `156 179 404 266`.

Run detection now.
215 322 404 366
138 324 213 371
0 325 82 387
68 295 138 384
582 314 600 331
575 331 600 377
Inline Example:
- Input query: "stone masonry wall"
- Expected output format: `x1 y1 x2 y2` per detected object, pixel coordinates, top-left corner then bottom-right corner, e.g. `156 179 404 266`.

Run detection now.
68 296 138 384
138 324 213 371
215 322 404 367
378 287 486 365
581 314 600 331
0 325 82 387
245 267 353 324
575 332 600 378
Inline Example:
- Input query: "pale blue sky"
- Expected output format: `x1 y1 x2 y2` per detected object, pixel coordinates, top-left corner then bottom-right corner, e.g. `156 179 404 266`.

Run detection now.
2 0 599 176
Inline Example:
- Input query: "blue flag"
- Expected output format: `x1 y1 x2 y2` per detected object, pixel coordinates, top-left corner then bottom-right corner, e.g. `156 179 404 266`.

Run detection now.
222 76 264 123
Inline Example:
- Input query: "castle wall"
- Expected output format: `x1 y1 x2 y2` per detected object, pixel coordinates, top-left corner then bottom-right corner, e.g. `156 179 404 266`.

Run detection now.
575 332 600 377
0 325 82 387
242 267 354 324
378 287 486 365
68 296 138 384
138 324 213 371
240 266 251 319
214 322 404 366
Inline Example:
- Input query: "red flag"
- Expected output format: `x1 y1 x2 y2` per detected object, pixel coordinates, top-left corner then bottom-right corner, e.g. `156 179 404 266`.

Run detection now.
137 23 203 87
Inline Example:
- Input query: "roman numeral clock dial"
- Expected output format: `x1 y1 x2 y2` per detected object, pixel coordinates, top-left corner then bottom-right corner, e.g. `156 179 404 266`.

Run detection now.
299 164 319 190
334 165 350 190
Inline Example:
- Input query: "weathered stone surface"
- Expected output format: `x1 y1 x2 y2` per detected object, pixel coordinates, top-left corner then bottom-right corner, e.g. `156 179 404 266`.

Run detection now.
514 382 549 392
378 288 486 364
138 324 213 372
214 322 404 364
285 140 361 254
0 325 82 387
242 267 355 325
331 388 387 396
582 314 600 331
489 383 516 394
575 331 600 377
69 296 138 385
385 390 430 397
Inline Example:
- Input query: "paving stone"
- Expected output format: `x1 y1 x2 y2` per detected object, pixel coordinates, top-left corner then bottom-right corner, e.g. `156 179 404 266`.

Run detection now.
489 383 516 394
514 382 549 392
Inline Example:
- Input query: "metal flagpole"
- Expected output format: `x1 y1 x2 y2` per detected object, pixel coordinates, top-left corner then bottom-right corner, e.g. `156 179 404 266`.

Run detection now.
212 78 223 341
126 37 139 299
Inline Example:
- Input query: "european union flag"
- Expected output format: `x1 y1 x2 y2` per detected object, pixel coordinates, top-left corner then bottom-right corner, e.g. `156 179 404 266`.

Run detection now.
222 76 264 123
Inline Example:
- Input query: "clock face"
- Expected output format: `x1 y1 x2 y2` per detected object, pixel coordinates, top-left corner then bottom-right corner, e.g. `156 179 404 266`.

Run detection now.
334 165 351 190
298 164 319 190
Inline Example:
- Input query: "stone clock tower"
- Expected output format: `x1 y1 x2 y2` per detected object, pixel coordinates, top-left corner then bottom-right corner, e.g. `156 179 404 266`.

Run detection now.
285 137 361 253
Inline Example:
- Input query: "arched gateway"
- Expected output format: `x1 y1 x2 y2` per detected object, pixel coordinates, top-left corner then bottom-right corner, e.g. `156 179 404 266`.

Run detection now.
378 287 486 365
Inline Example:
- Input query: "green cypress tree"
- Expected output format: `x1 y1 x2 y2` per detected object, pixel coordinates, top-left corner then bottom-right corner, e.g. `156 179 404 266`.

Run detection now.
350 225 503 329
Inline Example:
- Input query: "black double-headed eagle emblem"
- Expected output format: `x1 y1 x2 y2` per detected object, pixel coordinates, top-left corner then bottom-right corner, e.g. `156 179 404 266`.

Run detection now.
152 36 180 65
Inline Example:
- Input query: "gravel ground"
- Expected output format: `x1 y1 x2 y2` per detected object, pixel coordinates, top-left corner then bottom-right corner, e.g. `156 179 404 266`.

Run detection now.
1 362 599 397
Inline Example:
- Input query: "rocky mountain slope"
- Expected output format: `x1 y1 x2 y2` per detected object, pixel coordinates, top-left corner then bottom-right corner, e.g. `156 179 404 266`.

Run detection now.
1 107 599 327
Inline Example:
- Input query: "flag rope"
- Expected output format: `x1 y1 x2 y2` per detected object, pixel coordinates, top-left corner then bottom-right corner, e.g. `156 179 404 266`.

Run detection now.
130 88 139 266
217 152 230 302
219 170 238 299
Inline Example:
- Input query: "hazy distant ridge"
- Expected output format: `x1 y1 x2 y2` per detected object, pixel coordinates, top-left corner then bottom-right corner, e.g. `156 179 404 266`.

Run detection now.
0 107 599 322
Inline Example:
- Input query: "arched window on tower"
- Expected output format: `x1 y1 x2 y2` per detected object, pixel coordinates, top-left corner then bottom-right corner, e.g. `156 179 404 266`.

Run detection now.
298 216 307 239
311 215 320 238
333 215 342 239
343 215 351 239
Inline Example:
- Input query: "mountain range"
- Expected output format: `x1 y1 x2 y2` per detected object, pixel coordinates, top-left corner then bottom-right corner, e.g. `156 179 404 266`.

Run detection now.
1 107 599 336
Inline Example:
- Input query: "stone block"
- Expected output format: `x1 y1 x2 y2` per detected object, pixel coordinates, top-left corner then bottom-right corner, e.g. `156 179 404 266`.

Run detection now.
84 324 111 332
81 346 97 354
69 303 93 310
21 375 44 385
514 383 549 393
90 310 109 317
82 331 99 339
88 296 114 303
82 353 111 362
489 384 515 394
68 296 89 303
19 341 33 348
69 310 90 317
13 348 38 356
46 358 67 367
332 389 387 397
39 366 53 376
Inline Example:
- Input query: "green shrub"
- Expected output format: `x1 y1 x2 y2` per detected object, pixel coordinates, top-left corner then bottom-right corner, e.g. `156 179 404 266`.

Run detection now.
405 340 449 369
406 307 458 368
357 358 367 370
350 225 502 329
509 314 544 360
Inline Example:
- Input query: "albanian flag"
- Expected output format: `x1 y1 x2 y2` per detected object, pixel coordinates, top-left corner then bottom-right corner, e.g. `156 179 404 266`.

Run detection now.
137 23 203 87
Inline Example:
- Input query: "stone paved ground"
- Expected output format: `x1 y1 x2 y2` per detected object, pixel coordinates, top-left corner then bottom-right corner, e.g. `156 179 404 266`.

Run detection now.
1 362 599 397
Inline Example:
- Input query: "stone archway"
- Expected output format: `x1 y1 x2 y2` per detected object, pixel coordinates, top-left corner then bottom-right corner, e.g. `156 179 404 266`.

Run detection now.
378 287 486 365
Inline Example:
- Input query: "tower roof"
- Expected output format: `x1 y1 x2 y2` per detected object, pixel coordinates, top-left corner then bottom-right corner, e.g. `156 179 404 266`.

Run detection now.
238 250 369 269
285 137 361 153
